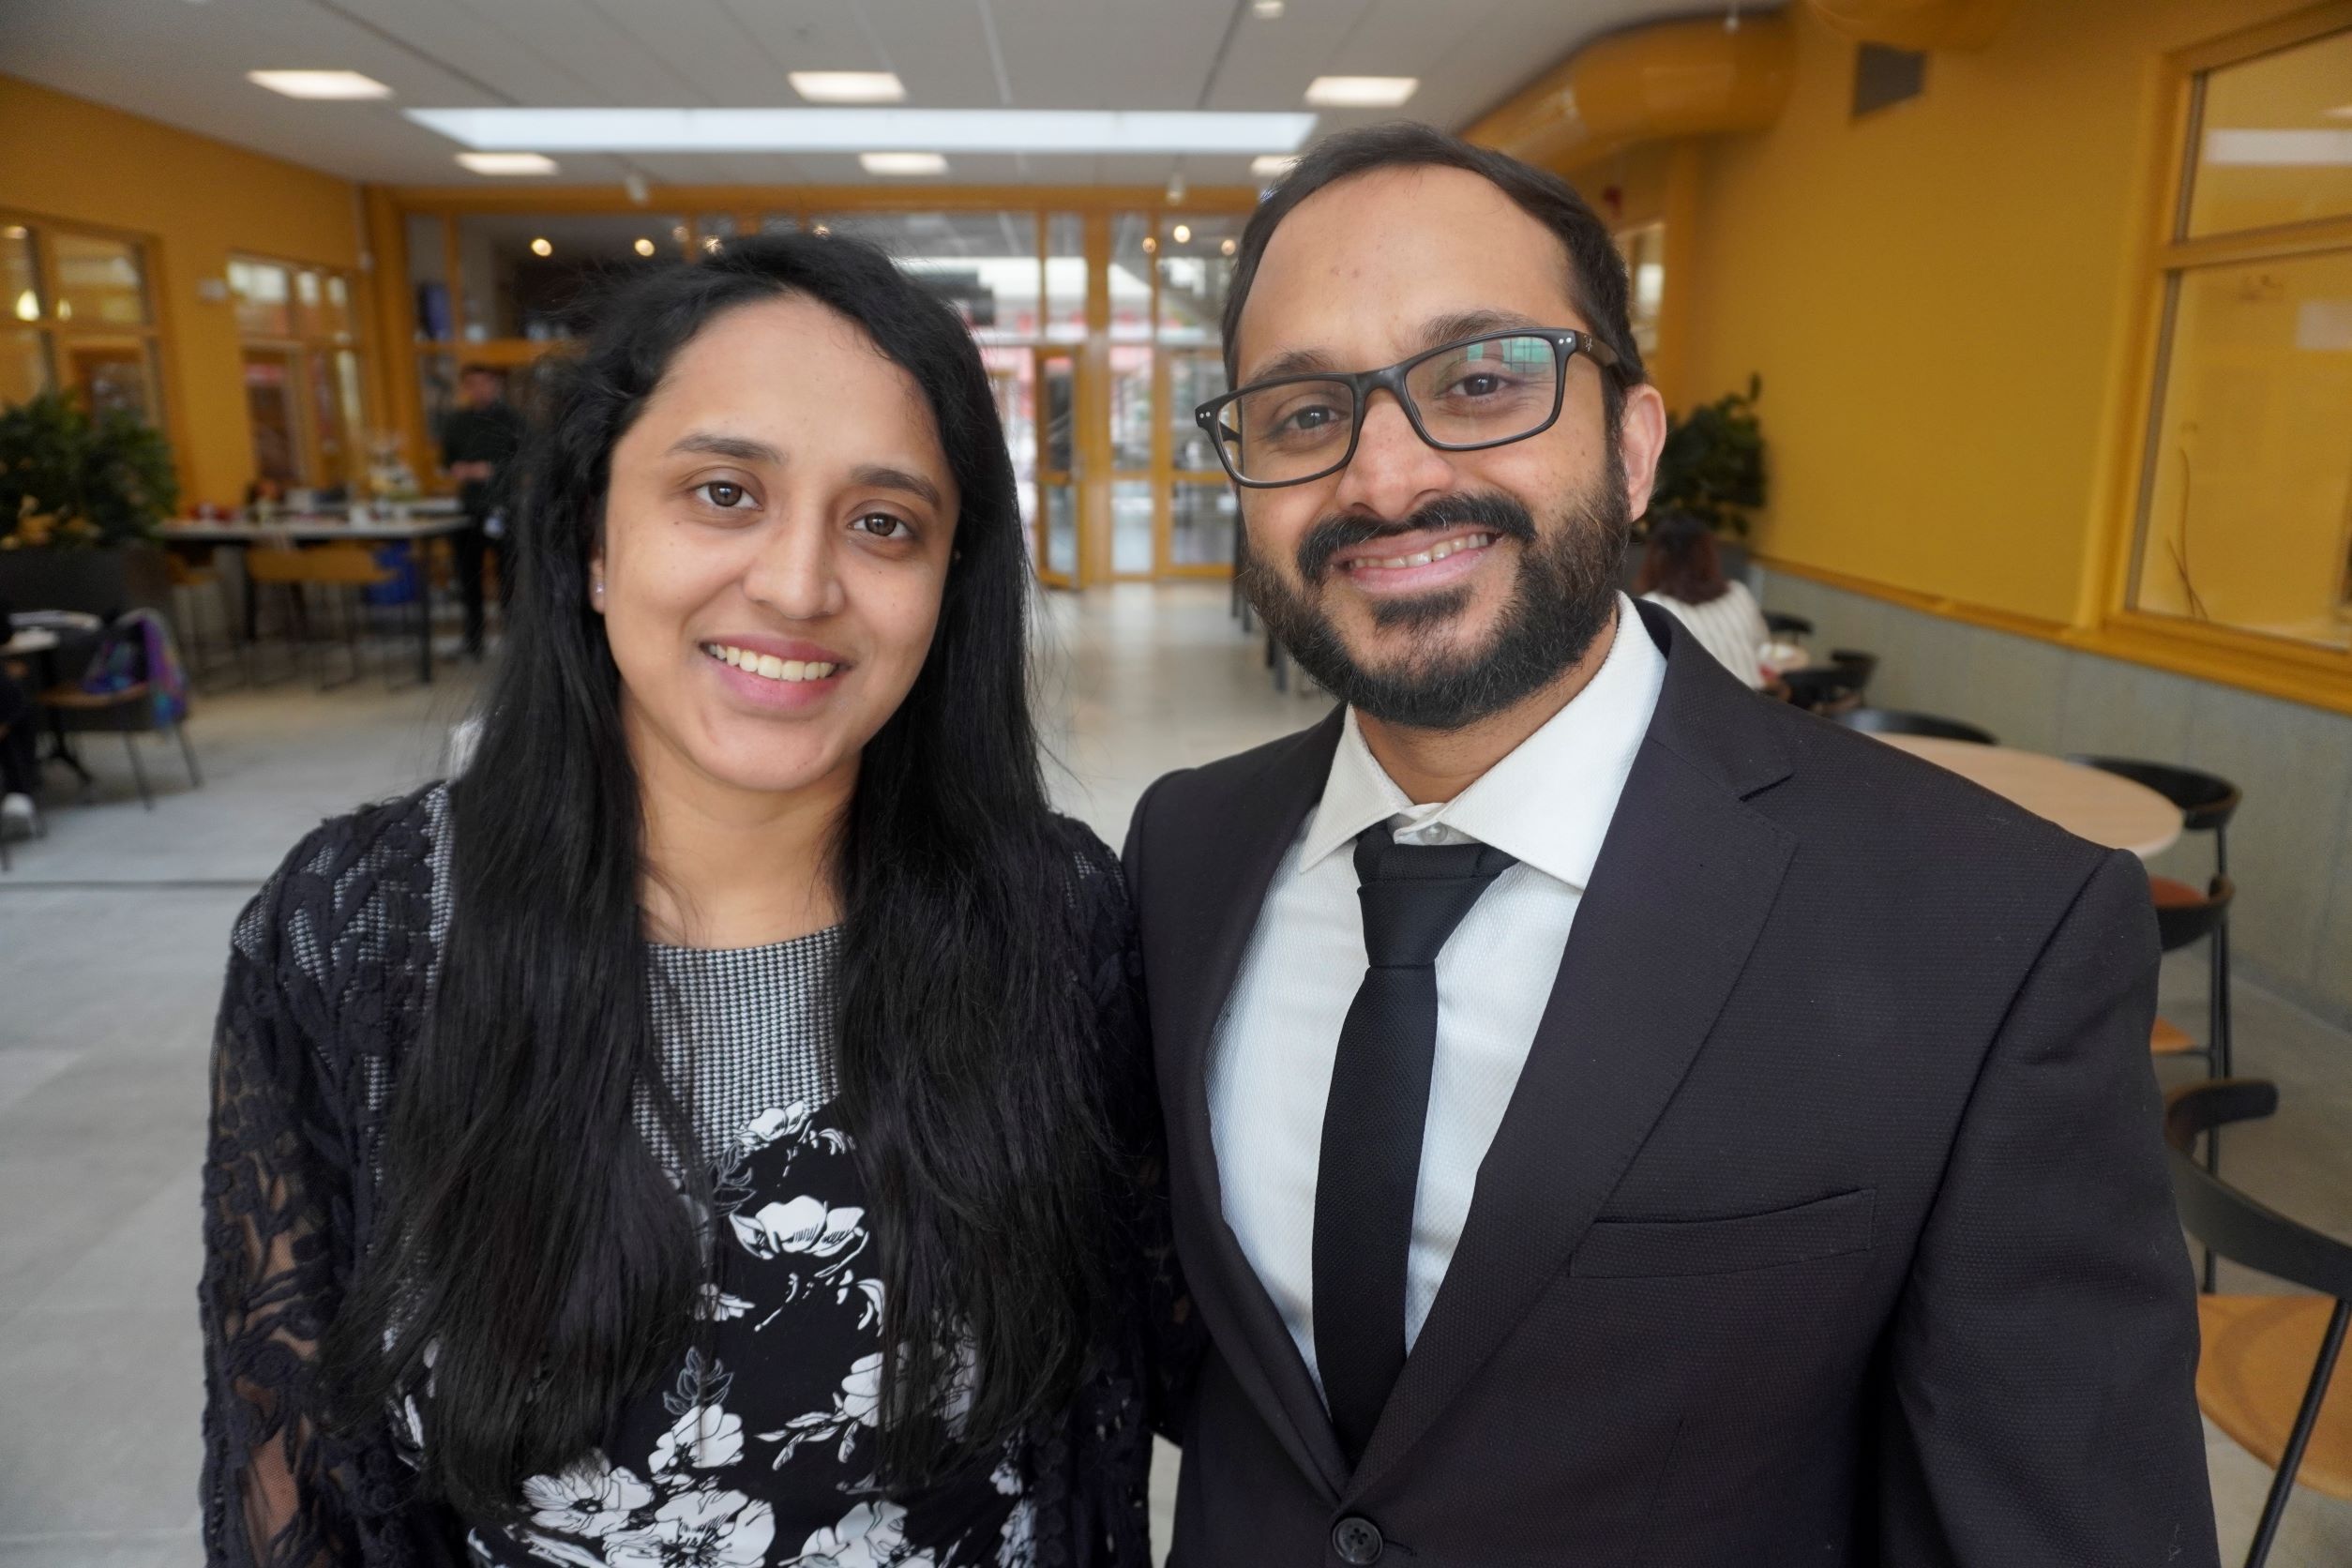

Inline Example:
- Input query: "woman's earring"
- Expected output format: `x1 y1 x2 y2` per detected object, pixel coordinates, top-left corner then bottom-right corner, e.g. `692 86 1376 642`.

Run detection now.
592 579 606 602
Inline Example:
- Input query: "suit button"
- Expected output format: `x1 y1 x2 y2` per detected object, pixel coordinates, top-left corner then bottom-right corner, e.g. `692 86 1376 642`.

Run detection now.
1332 1516 1384 1565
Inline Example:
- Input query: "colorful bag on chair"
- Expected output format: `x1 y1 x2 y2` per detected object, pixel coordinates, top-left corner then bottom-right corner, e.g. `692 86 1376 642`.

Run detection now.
78 609 189 727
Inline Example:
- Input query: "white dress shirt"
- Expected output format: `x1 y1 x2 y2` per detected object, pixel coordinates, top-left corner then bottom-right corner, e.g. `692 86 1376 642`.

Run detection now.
1207 596 1667 1388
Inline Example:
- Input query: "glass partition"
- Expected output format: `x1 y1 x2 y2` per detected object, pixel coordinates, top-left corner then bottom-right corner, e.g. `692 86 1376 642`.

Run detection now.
449 213 686 340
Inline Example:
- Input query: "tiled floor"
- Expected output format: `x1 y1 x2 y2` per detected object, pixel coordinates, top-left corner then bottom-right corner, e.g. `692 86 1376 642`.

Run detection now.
2 584 2345 1565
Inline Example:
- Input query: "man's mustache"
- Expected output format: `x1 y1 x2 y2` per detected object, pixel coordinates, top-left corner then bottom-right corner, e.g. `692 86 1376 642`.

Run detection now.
1295 493 1538 585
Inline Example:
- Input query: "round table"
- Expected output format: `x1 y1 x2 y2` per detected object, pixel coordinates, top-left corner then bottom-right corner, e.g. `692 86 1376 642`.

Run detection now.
1875 735 2182 858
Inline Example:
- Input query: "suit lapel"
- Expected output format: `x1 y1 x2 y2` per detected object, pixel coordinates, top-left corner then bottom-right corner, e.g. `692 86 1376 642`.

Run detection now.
1345 606 1798 1496
1154 707 1352 1494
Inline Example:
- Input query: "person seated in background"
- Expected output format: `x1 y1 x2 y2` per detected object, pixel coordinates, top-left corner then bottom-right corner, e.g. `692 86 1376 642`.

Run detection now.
1635 509 1772 688
0 656 38 836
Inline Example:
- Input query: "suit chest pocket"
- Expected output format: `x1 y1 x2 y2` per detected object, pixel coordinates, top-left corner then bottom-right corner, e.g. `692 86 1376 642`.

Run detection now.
1568 1188 1876 1280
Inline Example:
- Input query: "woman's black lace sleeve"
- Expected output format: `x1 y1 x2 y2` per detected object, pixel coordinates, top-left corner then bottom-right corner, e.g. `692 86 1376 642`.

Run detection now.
199 810 452 1568
1050 818 1204 1565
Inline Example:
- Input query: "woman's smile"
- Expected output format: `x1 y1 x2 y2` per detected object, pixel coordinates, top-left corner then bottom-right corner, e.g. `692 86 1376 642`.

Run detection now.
698 635 851 712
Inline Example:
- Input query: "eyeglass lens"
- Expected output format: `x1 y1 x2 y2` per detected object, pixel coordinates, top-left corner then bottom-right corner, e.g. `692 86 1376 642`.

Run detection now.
1214 333 1560 485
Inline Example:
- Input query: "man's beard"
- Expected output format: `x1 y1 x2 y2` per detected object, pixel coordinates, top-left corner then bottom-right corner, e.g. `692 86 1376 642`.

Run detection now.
1237 470 1632 732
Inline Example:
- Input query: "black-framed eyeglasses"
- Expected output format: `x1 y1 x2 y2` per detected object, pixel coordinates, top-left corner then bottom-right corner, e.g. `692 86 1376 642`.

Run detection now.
1192 327 1623 490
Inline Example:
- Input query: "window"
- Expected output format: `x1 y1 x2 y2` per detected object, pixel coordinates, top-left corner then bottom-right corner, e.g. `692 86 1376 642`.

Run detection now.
2125 21 2352 656
230 252 373 490
0 215 166 427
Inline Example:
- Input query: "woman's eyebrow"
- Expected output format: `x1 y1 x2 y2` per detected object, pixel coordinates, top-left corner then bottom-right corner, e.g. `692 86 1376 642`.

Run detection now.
851 464 943 508
669 431 786 463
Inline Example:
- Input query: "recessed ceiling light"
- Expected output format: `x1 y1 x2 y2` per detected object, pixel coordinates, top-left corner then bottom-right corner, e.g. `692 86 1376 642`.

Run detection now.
634 237 656 257
1304 76 1418 108
1251 154 1299 179
529 236 552 257
1172 223 1192 244
1142 236 1158 254
792 71 906 104
2328 104 2352 120
1220 237 1237 256
860 152 949 176
702 235 723 252
248 69 393 100
408 107 1317 156
457 151 560 175
1252 0 1285 15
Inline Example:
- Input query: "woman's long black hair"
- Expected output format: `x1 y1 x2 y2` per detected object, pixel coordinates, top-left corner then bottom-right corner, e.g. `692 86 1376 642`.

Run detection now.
321 233 1117 1515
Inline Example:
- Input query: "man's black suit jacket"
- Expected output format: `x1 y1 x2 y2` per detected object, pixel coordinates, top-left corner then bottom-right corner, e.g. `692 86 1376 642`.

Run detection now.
1122 603 2215 1567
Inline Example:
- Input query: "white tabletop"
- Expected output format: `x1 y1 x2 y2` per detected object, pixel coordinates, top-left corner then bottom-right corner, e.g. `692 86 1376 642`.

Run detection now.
3 627 59 657
165 513 468 543
1876 734 2183 859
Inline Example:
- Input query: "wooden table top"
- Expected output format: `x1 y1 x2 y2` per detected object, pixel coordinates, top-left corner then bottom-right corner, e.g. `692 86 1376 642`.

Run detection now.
1876 734 2183 859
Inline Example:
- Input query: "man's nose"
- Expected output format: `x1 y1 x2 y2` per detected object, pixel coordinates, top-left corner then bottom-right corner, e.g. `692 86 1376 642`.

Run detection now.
1328 390 1457 521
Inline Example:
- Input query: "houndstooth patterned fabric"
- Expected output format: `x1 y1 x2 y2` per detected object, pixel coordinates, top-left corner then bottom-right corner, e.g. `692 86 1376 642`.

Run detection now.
644 927 842 1171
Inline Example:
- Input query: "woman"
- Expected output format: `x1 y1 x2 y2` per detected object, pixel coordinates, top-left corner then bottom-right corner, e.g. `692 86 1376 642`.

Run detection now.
201 234 1189 1568
1635 511 1772 689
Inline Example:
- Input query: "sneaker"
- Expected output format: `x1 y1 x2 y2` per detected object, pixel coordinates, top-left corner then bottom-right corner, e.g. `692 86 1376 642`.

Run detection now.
0 792 33 838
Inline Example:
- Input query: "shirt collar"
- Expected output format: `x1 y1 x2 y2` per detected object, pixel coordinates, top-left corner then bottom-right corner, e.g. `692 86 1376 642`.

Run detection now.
1297 594 1666 890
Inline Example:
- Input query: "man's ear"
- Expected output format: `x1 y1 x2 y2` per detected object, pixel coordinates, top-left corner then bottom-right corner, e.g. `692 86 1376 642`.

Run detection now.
1617 383 1669 523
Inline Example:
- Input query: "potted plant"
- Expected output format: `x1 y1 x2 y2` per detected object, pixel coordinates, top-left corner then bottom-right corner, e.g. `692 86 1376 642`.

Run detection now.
1631 374 1766 584
0 390 179 621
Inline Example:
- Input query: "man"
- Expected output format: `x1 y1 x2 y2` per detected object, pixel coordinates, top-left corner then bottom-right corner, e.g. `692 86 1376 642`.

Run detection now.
1123 124 2214 1566
439 364 525 656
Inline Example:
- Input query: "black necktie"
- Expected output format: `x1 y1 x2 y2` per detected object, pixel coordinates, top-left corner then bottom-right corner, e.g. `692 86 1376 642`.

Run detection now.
1313 822 1517 1468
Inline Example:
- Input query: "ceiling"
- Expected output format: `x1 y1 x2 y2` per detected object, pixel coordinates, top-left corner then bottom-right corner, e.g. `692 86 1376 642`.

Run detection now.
0 0 1754 190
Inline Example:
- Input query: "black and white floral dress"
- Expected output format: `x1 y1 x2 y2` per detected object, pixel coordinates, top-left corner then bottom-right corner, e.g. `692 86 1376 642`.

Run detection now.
199 785 1194 1568
455 930 1034 1568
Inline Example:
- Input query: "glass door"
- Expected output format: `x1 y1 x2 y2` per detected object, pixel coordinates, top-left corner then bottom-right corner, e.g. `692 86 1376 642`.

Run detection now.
241 347 307 485
1034 346 1078 587
1164 345 1237 574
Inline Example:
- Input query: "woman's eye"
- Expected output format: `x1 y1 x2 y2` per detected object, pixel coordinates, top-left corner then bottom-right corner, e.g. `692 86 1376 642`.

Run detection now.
698 481 751 509
852 513 911 539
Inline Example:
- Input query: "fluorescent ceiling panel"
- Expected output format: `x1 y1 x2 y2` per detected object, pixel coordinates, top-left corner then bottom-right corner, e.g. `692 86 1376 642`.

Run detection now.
1304 76 1418 108
248 69 392 99
1251 154 1300 179
861 152 949 175
791 71 906 104
457 151 560 175
406 108 1318 155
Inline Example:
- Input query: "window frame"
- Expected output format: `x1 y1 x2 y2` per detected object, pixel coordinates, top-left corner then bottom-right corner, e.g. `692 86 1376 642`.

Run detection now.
227 249 376 490
1 208 171 432
2102 0 2352 706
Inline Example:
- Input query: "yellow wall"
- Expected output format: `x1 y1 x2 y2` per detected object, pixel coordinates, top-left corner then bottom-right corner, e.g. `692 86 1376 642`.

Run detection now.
1646 0 2319 626
0 76 367 508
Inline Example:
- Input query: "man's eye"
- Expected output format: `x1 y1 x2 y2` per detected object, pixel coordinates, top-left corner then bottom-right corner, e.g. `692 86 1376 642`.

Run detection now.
1446 372 1508 399
852 513 911 539
698 481 750 509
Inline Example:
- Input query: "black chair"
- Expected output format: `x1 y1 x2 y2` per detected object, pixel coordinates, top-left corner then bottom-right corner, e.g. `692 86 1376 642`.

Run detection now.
2075 758 2242 1093
1781 665 1865 716
1827 648 1878 696
1834 707 1998 746
2163 1080 2352 1565
2153 877 2236 1075
1764 611 1814 640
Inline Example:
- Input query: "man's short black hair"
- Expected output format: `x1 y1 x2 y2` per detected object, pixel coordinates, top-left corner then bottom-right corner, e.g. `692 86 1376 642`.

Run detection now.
1221 123 1645 417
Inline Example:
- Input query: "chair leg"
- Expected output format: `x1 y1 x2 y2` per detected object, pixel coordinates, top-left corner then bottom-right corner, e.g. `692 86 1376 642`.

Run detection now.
2242 1298 2351 1568
175 722 202 789
123 731 153 810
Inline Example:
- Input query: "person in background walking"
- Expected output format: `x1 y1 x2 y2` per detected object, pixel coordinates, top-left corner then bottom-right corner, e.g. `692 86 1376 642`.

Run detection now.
440 363 526 657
